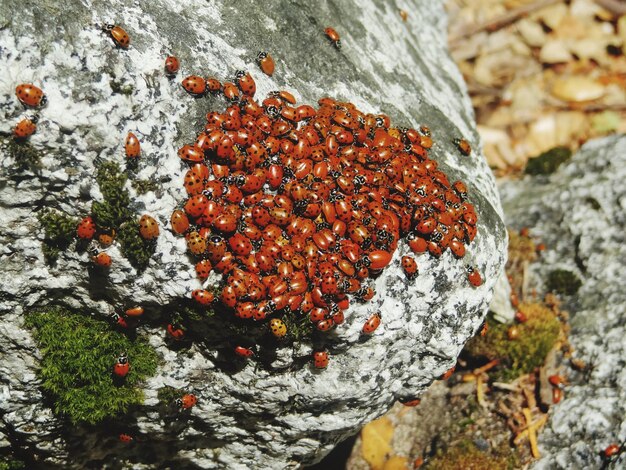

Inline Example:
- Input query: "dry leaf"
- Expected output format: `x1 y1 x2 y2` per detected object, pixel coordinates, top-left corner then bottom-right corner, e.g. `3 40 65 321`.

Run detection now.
516 18 547 47
383 455 410 470
361 416 394 470
540 39 573 63
550 76 605 102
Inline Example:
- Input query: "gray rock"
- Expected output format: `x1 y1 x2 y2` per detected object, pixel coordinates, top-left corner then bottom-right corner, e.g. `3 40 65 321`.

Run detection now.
499 136 626 469
0 0 506 468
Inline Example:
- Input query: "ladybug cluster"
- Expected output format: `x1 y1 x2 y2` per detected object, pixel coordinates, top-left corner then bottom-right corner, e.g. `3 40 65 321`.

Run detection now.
169 69 480 367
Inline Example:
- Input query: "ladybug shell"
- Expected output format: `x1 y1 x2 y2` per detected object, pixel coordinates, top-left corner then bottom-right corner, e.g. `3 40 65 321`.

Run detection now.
114 361 130 377
455 138 472 156
257 52 275 76
15 84 45 107
106 24 130 49
182 76 206 95
313 351 329 369
139 215 159 240
125 306 144 317
164 324 183 340
92 252 112 267
192 289 215 306
77 216 97 239
467 268 483 287
401 256 418 278
181 394 197 409
125 132 141 158
165 56 180 74
324 27 341 47
119 433 134 443
234 346 254 358
362 313 381 334
170 209 190 235
14 118 37 138
269 318 287 338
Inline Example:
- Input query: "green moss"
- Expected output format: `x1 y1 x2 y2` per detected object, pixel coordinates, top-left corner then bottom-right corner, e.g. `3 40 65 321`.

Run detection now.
525 146 572 175
425 439 518 470
0 457 25 470
110 79 134 96
2 137 43 173
91 161 132 229
117 222 156 271
546 269 582 296
132 179 159 195
25 307 159 425
283 312 314 342
464 303 561 382
157 386 185 406
38 210 78 264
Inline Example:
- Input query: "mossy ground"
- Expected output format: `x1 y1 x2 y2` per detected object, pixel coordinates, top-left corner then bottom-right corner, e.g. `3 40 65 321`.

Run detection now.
1 137 43 174
38 209 78 264
0 456 25 470
524 146 572 175
546 269 582 296
25 307 159 425
464 302 561 382
425 439 519 470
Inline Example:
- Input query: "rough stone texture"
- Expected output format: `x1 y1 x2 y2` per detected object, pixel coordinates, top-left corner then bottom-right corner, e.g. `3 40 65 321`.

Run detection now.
500 136 626 469
0 0 506 468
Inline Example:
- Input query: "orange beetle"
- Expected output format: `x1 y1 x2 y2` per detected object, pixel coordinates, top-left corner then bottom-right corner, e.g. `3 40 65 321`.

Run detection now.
125 132 141 158
13 116 38 139
103 24 130 49
256 51 275 76
125 306 144 317
164 55 180 75
324 27 341 49
15 84 46 107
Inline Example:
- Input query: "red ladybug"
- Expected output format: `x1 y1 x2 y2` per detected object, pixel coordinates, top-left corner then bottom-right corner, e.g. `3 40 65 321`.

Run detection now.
103 24 130 49
125 306 144 317
604 443 622 458
170 209 190 235
15 84 46 107
206 78 222 93
164 56 180 75
257 51 275 76
401 256 418 279
14 116 38 139
235 71 256 97
111 312 128 328
362 312 381 335
92 252 112 267
113 353 130 377
182 76 206 95
192 289 215 306
167 323 185 340
400 398 421 407
324 27 341 49
139 214 159 240
119 433 134 443
234 345 255 358
179 393 197 409
125 132 141 158
77 216 97 240
467 266 483 287
313 351 329 369
454 138 472 156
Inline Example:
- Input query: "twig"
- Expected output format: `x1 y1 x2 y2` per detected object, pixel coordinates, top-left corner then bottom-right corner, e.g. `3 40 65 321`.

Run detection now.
594 0 626 15
449 0 562 47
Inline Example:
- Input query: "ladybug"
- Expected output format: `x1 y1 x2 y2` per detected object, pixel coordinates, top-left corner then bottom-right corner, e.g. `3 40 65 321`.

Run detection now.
111 312 128 328
167 323 185 340
125 306 144 317
119 433 134 443
362 312 381 335
113 353 130 377
192 289 215 306
195 259 212 280
257 51 275 76
324 27 341 49
313 350 329 369
400 398 421 407
604 443 622 459
164 55 180 75
103 24 130 49
98 228 116 246
179 393 197 409
182 76 206 95
269 318 287 338
454 138 472 156
441 365 456 380
401 256 418 279
467 265 483 287
77 216 97 240
235 70 256 97
125 132 141 158
234 345 255 358
92 252 112 267
15 84 46 107
548 375 566 389
399 9 408 21
13 116 38 139
206 78 222 93
170 209 190 235
139 214 159 240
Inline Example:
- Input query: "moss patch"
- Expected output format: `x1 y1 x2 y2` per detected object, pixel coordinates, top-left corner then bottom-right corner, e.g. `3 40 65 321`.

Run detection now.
157 386 185 406
25 307 159 425
464 303 561 382
91 161 132 229
132 179 159 195
525 146 572 175
117 222 156 271
38 209 78 264
0 457 25 470
2 137 43 173
546 269 582 296
425 439 518 470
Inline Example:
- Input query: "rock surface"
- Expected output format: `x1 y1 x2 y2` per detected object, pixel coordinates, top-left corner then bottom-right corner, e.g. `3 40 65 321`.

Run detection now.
0 0 506 468
499 135 626 469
